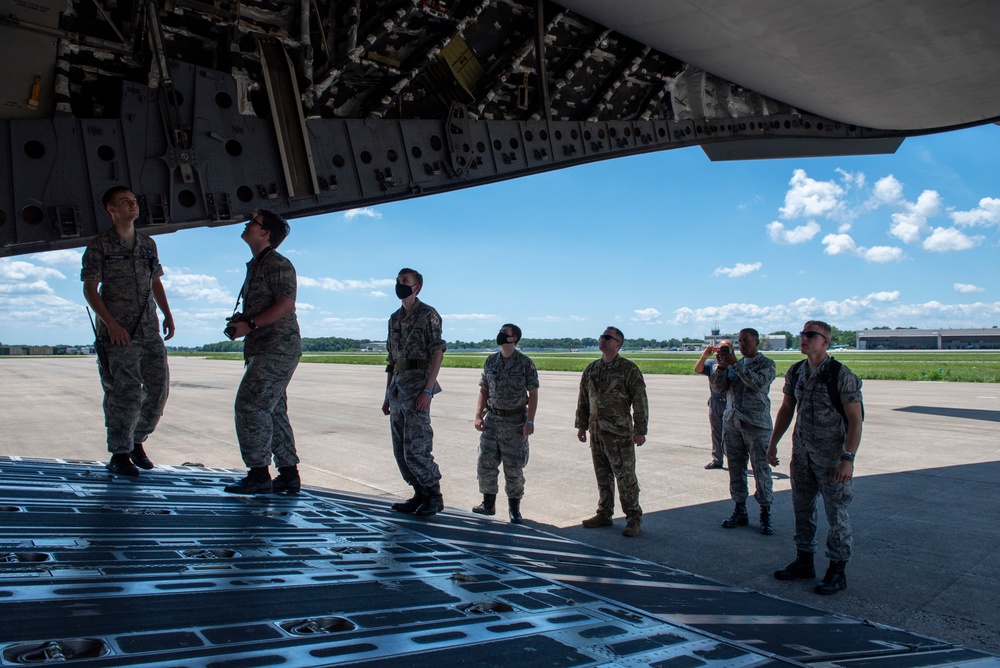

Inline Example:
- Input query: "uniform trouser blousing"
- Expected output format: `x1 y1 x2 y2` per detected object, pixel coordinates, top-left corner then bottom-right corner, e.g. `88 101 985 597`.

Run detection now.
791 449 854 562
724 422 774 507
235 353 300 469
100 334 169 454
389 393 442 489
590 431 642 522
477 413 529 498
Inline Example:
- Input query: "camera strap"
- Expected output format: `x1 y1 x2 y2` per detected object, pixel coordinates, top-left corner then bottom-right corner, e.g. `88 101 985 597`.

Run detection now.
233 246 273 317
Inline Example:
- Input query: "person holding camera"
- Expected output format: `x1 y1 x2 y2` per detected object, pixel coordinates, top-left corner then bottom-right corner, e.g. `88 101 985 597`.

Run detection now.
222 210 302 495
711 329 776 535
695 339 731 470
82 186 175 477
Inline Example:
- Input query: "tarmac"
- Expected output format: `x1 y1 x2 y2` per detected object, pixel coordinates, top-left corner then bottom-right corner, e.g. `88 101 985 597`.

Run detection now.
2 355 998 655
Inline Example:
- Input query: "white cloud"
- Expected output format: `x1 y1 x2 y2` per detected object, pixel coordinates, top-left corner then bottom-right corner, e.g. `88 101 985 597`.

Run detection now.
836 168 865 190
343 207 382 221
865 291 900 302
0 259 66 282
160 272 233 304
888 189 942 243
951 197 1000 227
370 290 388 298
779 169 846 220
954 283 985 293
713 262 762 278
767 220 820 244
299 277 394 291
672 296 1000 331
821 233 857 256
861 246 905 263
922 227 982 252
444 313 499 321
632 307 662 324
29 249 84 267
870 175 904 207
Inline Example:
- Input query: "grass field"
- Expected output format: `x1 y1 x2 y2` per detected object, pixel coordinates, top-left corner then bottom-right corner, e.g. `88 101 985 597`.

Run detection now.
179 350 1000 382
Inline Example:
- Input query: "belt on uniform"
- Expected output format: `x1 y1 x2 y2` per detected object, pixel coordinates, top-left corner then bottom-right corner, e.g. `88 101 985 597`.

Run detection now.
387 359 429 374
488 406 526 417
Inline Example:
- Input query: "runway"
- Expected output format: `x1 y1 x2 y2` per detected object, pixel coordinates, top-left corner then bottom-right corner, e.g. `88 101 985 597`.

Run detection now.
2 356 999 661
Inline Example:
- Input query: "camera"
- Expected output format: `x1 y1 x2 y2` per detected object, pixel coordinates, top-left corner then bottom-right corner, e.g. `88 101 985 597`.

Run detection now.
719 345 731 355
224 312 246 340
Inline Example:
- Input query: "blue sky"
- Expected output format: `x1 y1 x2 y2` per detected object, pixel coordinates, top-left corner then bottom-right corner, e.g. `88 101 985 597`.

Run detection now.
2 124 998 348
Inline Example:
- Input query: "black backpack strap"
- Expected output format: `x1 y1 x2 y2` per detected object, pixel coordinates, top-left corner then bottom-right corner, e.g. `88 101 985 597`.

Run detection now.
826 358 847 425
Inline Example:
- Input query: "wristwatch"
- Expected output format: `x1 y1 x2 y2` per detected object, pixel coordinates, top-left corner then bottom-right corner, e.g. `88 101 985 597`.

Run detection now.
840 451 855 462
248 319 257 330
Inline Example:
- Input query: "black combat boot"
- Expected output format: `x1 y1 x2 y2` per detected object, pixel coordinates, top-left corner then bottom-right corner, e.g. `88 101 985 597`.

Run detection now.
472 493 496 516
508 498 523 524
106 452 140 477
272 466 301 494
759 506 774 535
722 502 749 528
415 485 444 517
815 560 847 595
130 442 154 470
224 467 272 495
774 550 816 580
391 487 424 513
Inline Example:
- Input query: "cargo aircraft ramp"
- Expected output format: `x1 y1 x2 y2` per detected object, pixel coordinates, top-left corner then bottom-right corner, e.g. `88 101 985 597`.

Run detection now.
2 457 997 668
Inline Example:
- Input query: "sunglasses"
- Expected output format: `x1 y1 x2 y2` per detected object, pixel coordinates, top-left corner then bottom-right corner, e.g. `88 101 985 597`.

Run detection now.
599 334 622 344
800 330 828 340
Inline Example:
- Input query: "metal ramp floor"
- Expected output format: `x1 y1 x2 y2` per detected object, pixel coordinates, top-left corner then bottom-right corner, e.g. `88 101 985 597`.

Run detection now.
1 458 996 667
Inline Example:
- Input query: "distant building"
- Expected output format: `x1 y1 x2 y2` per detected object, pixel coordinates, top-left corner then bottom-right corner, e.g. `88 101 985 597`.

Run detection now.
360 341 387 352
765 334 787 351
857 328 1000 350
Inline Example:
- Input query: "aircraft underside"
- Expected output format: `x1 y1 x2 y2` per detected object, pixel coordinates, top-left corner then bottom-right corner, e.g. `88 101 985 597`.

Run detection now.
0 0 915 258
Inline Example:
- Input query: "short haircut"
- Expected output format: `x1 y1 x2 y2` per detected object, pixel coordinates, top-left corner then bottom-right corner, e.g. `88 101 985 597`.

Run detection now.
607 326 625 344
102 185 133 208
502 323 522 342
739 327 760 341
257 209 290 248
398 267 423 286
803 320 832 338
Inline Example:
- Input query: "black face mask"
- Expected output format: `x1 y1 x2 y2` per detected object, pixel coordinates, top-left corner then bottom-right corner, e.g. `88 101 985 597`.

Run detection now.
395 282 414 299
497 332 512 346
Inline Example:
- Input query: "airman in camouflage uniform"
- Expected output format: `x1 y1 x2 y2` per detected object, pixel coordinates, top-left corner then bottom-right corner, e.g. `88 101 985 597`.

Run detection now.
82 186 175 477
711 328 776 535
223 211 302 495
575 327 649 538
382 268 446 516
473 323 539 523
768 320 863 595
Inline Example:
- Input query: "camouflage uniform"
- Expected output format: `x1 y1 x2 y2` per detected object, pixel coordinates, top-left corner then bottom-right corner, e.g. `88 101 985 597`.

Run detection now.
234 248 301 469
478 350 540 498
575 356 649 522
712 353 776 507
81 227 169 455
699 359 727 465
784 356 863 561
385 299 445 490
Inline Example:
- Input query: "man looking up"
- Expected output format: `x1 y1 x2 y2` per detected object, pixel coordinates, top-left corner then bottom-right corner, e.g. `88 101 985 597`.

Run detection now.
223 210 302 495
473 323 539 523
575 327 649 538
82 185 174 477
382 268 446 516
712 328 777 535
768 320 863 595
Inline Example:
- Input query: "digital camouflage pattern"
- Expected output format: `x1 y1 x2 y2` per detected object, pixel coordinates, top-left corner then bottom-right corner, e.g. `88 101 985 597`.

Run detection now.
784 355 863 561
713 353 776 507
477 349 540 498
386 299 445 490
241 249 300 358
575 356 648 437
699 359 727 465
81 227 169 454
235 352 300 468
590 432 642 522
711 352 776 430
234 248 301 468
385 299 446 400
